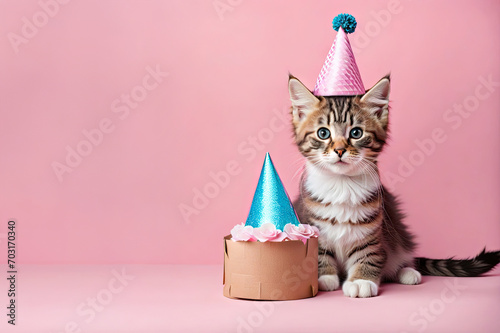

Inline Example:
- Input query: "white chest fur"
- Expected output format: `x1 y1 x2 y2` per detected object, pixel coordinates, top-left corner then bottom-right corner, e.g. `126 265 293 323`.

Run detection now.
304 162 381 262
304 162 380 223
318 222 376 264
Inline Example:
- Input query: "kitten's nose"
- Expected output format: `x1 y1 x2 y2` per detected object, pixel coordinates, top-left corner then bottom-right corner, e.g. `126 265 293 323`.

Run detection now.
334 148 346 157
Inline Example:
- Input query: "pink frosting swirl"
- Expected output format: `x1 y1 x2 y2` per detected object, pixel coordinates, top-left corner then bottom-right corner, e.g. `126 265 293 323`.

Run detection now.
230 224 257 242
283 223 320 242
252 223 288 242
230 223 319 242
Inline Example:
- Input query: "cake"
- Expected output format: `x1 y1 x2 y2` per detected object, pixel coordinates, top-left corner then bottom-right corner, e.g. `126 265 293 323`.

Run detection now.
223 153 319 301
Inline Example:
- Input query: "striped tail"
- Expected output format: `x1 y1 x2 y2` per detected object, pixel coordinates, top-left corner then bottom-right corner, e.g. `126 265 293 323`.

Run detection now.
415 248 500 277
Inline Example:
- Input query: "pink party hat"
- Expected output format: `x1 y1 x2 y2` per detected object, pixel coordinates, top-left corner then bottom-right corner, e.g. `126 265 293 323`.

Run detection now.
313 14 365 96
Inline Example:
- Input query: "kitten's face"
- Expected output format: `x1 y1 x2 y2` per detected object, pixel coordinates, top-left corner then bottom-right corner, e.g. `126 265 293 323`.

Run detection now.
289 75 391 176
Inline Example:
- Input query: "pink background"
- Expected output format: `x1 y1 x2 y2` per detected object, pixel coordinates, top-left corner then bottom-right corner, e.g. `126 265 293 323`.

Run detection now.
0 0 499 265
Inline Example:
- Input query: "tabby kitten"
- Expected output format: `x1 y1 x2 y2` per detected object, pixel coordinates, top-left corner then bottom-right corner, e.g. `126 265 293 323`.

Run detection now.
288 74 500 298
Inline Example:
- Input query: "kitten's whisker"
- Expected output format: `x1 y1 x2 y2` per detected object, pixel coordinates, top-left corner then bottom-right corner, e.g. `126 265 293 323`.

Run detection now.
292 164 305 181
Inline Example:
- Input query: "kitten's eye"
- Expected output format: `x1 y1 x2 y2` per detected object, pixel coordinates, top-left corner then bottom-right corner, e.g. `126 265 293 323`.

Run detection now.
317 127 331 140
350 127 363 139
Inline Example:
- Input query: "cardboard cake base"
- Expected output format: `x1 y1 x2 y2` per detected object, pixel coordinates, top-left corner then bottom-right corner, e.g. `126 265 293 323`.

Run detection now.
223 235 318 301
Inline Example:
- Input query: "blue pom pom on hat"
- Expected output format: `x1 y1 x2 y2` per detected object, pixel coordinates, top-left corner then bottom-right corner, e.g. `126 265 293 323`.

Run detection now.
332 13 357 34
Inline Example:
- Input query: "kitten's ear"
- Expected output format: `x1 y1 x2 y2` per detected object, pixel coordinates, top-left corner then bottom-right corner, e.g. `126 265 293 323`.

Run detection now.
288 75 319 122
360 75 390 126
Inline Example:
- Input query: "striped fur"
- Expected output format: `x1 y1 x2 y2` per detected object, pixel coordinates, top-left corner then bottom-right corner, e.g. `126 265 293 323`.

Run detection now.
415 249 500 277
288 74 500 298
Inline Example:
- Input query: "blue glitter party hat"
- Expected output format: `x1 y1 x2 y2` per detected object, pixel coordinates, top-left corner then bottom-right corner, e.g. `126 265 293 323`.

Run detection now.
245 153 301 231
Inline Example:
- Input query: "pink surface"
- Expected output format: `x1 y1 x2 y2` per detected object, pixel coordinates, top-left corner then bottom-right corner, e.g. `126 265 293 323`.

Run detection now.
0 264 499 332
0 1 499 264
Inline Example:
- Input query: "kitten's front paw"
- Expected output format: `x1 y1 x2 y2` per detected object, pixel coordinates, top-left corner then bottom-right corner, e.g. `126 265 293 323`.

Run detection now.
318 274 340 291
342 279 378 298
